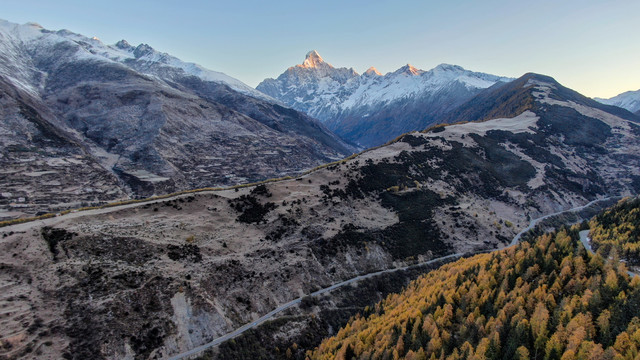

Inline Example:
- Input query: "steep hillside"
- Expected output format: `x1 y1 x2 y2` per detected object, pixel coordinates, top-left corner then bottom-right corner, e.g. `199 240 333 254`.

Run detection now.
257 51 511 147
0 75 127 219
0 20 354 219
0 73 639 359
310 223 640 360
590 197 640 266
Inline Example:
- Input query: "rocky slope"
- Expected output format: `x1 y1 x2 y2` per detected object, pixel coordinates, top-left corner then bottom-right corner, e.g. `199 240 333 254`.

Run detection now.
0 73 639 359
257 51 512 147
596 89 640 114
0 20 355 220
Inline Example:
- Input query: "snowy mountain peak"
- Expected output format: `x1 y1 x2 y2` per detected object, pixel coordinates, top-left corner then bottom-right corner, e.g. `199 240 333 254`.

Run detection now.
115 39 132 50
306 49 321 58
257 54 514 147
0 18 273 102
396 64 422 76
133 43 156 58
595 89 640 114
364 67 382 76
434 63 465 72
300 50 328 68
25 22 43 29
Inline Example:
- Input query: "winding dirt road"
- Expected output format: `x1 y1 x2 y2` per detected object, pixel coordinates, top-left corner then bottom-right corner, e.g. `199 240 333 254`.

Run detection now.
166 253 462 360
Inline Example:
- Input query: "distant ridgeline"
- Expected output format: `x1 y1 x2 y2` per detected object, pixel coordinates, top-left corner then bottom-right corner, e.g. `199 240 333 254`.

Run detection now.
590 197 640 266
309 202 640 360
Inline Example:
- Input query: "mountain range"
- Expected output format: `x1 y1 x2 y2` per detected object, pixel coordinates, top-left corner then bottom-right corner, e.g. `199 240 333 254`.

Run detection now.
2 69 639 359
0 20 355 219
257 51 512 147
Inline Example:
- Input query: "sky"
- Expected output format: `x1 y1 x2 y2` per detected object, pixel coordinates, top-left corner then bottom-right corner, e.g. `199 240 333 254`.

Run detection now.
1 0 639 98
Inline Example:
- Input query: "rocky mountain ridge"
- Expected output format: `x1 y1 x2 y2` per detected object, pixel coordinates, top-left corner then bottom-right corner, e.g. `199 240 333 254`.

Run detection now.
257 51 512 147
0 20 355 220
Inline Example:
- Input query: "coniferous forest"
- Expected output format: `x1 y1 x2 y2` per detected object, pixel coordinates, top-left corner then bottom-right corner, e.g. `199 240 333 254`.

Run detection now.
590 198 640 265
309 199 640 360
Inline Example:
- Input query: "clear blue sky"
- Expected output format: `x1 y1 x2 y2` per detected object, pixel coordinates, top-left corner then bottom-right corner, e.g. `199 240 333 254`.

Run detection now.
2 0 639 98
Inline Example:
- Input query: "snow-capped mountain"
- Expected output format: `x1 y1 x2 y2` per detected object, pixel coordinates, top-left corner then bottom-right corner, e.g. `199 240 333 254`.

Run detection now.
257 51 513 147
257 51 360 118
0 20 269 101
0 20 354 218
595 89 640 114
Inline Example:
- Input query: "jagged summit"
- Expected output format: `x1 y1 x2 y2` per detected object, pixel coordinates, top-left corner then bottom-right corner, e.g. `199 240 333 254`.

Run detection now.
133 43 155 58
25 22 43 29
364 67 382 76
396 64 421 76
306 50 322 59
301 50 328 68
434 63 465 72
115 39 132 49
257 54 514 147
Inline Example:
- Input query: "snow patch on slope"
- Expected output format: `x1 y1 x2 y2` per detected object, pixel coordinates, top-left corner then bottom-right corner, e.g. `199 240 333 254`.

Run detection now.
0 20 45 96
426 110 538 141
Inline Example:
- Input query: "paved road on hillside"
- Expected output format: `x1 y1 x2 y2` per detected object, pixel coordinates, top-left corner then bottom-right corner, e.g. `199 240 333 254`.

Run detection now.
509 197 614 246
1 191 223 234
167 197 615 360
166 253 462 360
579 230 638 278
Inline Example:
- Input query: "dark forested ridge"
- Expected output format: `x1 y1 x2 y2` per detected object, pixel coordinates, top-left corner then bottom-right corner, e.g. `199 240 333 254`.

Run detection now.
310 205 640 360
